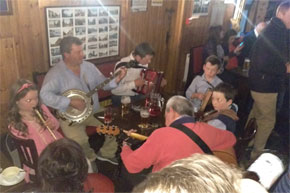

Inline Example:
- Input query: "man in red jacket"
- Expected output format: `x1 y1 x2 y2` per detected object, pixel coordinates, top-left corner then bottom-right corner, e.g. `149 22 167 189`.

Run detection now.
121 95 236 174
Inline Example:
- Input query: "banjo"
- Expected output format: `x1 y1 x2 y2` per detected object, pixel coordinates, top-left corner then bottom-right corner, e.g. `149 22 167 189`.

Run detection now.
58 60 138 124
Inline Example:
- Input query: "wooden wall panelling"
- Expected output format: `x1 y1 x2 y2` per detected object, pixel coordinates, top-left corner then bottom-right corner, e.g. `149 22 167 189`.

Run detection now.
0 38 20 131
255 0 269 24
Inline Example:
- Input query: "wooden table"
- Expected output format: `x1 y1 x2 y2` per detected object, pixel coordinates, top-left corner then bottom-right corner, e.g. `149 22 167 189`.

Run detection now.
94 101 165 138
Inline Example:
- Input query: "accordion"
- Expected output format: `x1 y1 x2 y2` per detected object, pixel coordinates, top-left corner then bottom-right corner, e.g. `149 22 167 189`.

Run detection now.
135 69 164 95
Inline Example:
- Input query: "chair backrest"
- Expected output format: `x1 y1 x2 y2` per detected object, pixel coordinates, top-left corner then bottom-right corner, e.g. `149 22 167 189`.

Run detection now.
9 134 39 182
32 72 47 90
235 118 257 162
184 46 204 94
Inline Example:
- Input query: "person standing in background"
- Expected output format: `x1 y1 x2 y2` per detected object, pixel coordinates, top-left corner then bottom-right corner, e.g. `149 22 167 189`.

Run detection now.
247 1 290 161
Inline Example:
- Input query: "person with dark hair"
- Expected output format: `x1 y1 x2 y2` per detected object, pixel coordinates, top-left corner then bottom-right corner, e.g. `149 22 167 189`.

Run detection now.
7 79 63 182
111 42 166 106
120 96 236 190
38 138 88 192
202 82 239 134
203 25 225 62
247 0 290 161
185 55 223 112
38 138 114 193
222 29 244 70
40 36 127 165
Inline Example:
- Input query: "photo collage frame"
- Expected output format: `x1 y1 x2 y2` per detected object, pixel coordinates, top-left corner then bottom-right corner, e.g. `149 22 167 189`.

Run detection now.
46 6 120 66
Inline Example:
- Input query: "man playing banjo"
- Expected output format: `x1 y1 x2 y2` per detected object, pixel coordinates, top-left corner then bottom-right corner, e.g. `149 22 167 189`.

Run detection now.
40 36 126 166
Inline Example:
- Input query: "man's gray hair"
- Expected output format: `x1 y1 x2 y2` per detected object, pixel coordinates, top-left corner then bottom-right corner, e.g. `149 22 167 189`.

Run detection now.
165 95 194 116
60 36 82 58
133 154 242 193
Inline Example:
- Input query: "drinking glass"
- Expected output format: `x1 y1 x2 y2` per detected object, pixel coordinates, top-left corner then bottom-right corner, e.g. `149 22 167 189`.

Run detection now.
104 107 112 125
140 107 150 129
121 96 131 115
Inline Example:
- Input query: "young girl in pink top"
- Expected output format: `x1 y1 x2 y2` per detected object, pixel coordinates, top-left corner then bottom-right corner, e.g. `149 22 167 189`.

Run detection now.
7 79 63 182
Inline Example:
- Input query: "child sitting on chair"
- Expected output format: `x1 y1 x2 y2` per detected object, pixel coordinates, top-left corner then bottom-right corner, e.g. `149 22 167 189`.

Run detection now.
7 79 63 182
185 55 223 112
203 82 239 134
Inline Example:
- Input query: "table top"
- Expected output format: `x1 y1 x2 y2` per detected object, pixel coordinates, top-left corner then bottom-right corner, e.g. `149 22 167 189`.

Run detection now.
94 101 165 137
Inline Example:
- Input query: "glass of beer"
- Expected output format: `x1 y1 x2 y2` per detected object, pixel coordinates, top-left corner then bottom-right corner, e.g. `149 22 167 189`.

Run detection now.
121 96 131 116
243 58 250 71
140 107 150 129
104 107 112 125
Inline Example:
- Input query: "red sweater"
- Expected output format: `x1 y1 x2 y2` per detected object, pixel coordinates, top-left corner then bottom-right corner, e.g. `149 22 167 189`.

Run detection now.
121 122 236 173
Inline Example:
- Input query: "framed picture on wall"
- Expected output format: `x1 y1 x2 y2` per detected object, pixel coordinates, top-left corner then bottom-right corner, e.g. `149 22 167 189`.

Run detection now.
192 0 211 16
45 6 120 66
0 0 13 15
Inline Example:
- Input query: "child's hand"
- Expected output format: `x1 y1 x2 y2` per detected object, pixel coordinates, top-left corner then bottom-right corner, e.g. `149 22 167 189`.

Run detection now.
45 119 56 130
196 93 205 100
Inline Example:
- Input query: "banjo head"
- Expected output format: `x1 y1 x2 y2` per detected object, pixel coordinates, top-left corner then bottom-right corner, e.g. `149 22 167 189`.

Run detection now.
59 89 93 123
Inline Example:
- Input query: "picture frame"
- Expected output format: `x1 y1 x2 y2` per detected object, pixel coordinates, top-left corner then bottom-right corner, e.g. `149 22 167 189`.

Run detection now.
45 6 120 66
192 0 211 16
0 0 13 15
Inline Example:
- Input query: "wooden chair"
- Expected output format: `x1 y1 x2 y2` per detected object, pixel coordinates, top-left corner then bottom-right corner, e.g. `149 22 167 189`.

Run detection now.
235 118 257 162
9 134 39 183
184 46 204 94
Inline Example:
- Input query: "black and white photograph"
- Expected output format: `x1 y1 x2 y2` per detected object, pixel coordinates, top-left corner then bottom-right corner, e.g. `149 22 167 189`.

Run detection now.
75 9 85 17
51 56 62 66
75 18 86 26
99 42 108 49
99 34 108 41
88 35 98 43
88 50 98 58
48 9 60 18
99 9 108 16
51 47 60 56
88 18 96 25
88 26 98 34
49 20 60 28
62 9 73 17
109 25 118 32
109 48 118 55
109 17 118 24
75 27 86 36
99 17 108 25
63 27 73 37
62 18 73 27
109 40 118 47
88 8 98 17
49 29 61 38
50 37 62 47
109 32 118 40
99 50 108 57
46 6 120 66
109 9 119 15
88 44 98 49
193 0 211 16
99 26 108 33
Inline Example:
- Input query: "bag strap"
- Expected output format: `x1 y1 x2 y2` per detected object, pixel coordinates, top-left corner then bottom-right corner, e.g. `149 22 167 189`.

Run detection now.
170 123 213 155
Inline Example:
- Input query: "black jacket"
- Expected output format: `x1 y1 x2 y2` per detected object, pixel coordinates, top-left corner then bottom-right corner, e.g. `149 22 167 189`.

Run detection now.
249 17 289 93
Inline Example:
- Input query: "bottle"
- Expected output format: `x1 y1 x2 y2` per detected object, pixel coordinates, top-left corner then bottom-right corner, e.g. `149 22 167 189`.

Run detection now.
243 58 250 71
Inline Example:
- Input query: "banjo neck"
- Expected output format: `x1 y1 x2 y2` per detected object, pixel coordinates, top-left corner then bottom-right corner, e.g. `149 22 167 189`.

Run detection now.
86 70 121 98
86 60 138 98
